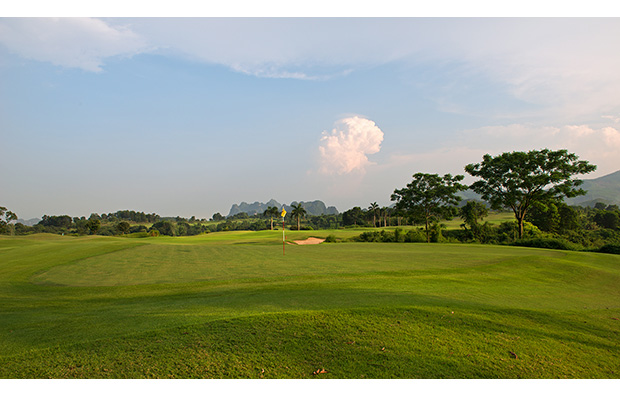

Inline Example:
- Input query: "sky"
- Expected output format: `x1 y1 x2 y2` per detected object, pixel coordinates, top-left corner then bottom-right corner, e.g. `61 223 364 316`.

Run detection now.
2 6 620 220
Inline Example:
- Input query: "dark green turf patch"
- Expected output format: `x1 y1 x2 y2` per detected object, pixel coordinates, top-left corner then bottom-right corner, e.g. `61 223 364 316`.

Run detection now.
1 306 618 379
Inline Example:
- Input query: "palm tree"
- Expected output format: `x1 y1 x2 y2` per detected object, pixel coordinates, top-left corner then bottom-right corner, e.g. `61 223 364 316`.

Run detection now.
263 206 280 230
291 203 307 231
369 202 378 227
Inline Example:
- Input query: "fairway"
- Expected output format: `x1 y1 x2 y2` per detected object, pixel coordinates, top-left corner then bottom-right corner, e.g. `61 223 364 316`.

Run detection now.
1 232 619 378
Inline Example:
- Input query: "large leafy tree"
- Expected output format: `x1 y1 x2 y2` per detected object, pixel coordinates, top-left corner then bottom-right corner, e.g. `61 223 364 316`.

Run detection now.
0 206 18 235
391 173 467 242
291 203 307 231
465 149 596 239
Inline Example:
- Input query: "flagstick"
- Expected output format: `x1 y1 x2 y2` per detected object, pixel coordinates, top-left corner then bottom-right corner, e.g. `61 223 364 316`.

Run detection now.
281 207 287 256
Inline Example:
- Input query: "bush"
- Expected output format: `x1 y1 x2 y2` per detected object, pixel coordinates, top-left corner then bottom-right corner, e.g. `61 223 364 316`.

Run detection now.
324 234 338 243
598 243 620 255
512 237 581 251
394 228 405 243
355 231 382 242
125 231 150 238
404 229 426 243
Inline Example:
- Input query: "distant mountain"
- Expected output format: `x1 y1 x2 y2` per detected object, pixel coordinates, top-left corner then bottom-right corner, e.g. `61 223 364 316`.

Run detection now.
16 218 41 226
567 169 620 207
228 199 338 217
456 189 483 206
228 199 283 217
289 200 339 216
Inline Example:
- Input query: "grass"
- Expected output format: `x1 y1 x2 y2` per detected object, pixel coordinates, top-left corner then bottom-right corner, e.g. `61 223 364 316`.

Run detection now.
443 211 514 229
1 231 619 378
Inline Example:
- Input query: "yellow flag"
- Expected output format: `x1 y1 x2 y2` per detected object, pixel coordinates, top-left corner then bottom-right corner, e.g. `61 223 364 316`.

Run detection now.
281 208 286 217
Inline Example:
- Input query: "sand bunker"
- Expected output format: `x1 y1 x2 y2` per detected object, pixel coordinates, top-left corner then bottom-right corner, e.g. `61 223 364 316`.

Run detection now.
292 237 326 245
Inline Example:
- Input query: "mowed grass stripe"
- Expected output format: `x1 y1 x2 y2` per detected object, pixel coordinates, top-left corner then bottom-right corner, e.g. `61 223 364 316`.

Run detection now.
32 242 563 287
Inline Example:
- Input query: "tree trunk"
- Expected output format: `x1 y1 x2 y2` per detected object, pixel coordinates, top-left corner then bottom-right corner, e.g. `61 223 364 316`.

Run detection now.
425 218 430 243
517 215 524 239
270 217 274 231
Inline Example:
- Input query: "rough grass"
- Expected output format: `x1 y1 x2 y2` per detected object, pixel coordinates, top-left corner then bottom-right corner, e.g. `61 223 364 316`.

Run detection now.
1 232 619 378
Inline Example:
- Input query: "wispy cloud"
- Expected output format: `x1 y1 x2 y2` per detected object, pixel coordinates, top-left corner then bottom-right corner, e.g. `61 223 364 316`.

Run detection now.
389 122 620 177
4 18 620 125
0 18 149 72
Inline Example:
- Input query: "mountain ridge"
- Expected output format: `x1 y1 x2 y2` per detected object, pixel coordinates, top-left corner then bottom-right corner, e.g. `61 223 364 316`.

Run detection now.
228 199 339 217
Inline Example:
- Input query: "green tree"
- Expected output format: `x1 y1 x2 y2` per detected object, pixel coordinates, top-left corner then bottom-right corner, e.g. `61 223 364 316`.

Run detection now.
291 203 307 231
368 202 379 227
116 221 131 235
263 206 280 230
87 218 101 235
391 173 467 243
0 206 18 235
151 221 175 236
593 210 620 229
342 207 364 226
465 149 596 238
459 201 488 240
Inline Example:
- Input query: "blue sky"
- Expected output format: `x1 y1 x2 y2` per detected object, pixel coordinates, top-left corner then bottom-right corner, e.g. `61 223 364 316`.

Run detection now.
2 13 620 219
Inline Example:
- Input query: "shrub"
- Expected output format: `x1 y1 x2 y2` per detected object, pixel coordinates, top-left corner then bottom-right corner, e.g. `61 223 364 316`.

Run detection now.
404 229 426 243
324 234 338 243
355 231 382 242
512 237 580 251
394 228 405 243
598 243 620 255
126 231 150 238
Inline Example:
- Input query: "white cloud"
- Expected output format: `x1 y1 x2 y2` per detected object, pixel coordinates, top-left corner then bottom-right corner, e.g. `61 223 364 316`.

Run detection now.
602 115 620 124
0 18 149 72
3 18 620 123
390 122 620 178
127 18 620 124
319 116 384 175
425 19 620 122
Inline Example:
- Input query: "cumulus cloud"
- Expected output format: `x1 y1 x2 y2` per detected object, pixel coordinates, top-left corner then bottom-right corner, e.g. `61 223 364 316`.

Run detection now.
0 18 149 72
319 117 384 175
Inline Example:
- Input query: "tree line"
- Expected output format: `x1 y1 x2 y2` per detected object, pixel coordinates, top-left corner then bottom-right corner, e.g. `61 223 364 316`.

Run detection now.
2 149 620 252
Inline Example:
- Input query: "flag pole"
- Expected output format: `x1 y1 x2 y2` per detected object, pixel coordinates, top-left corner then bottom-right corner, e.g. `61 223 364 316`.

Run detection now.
281 208 287 255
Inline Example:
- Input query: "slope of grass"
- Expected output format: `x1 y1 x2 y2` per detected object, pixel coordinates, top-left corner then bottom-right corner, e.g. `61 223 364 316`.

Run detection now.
1 232 619 378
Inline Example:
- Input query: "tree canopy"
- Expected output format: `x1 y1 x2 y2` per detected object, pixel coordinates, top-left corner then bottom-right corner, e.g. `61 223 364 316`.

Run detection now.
0 206 18 235
465 149 596 238
291 203 307 231
391 173 467 242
